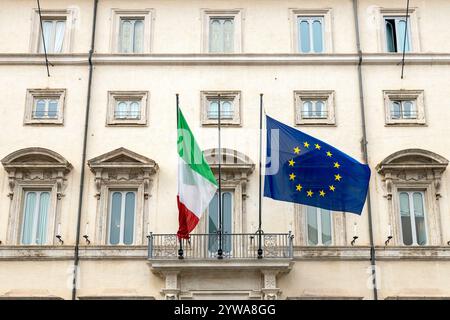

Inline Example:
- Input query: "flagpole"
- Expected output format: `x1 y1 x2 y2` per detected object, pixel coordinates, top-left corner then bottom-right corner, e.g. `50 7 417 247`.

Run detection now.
217 94 223 259
176 93 184 259
257 94 264 259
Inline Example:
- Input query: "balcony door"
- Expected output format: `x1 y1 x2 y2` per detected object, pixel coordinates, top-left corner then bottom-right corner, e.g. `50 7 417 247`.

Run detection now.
208 191 233 256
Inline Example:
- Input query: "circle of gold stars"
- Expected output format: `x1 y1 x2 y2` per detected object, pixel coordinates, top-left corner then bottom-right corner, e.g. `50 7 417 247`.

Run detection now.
288 142 341 198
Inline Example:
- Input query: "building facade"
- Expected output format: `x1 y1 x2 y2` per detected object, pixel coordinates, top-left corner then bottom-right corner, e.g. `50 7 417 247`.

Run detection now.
0 0 450 300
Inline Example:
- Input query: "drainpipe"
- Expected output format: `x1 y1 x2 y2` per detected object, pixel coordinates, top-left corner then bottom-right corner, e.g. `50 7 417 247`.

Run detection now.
71 0 99 300
352 0 378 300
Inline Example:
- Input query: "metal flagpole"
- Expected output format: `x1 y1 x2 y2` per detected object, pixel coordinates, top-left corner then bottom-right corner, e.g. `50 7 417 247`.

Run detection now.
217 94 223 259
176 93 184 259
257 94 264 259
37 0 54 77
401 0 410 79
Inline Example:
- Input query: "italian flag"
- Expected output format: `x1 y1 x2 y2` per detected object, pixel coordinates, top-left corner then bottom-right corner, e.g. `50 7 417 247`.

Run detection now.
177 107 218 239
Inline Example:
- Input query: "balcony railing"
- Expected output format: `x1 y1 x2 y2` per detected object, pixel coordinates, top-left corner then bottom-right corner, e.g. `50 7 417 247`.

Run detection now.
147 232 294 260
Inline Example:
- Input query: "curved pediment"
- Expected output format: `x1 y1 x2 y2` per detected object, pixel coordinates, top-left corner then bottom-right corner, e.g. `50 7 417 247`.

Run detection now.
204 148 254 175
88 147 158 173
1 147 72 172
377 149 448 174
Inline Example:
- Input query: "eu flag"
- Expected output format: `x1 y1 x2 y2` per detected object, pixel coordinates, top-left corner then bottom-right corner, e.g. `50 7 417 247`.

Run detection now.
264 116 370 215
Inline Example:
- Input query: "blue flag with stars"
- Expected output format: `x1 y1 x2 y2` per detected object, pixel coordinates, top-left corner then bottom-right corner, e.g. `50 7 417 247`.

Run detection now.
264 116 370 215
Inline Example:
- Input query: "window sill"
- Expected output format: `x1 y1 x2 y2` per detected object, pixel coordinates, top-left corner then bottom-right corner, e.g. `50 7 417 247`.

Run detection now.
385 122 427 127
375 246 450 260
24 121 64 126
202 122 242 127
0 245 75 261
295 122 336 127
106 122 148 127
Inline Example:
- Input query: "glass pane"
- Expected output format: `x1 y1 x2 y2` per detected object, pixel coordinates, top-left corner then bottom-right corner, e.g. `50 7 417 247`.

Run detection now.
413 193 426 245
208 193 219 252
307 206 318 245
133 20 144 53
399 192 413 245
48 100 58 118
385 19 396 52
402 101 415 119
302 101 313 118
208 101 219 119
120 20 132 53
221 101 233 119
391 101 401 119
299 20 310 53
315 101 325 118
54 21 65 53
223 19 234 53
312 20 323 53
109 192 122 245
397 19 410 52
320 209 332 245
35 192 50 245
130 102 140 119
41 21 53 53
222 192 232 252
123 192 135 245
209 19 223 53
22 192 37 244
35 100 46 118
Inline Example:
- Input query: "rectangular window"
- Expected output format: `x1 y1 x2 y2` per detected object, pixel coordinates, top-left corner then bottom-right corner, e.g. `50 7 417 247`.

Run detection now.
107 91 148 126
384 17 411 53
384 90 425 125
209 17 234 53
295 90 335 125
119 18 144 53
301 100 327 119
207 99 234 120
24 89 65 125
306 206 332 246
208 192 233 255
21 190 51 245
115 100 141 120
33 98 59 119
298 17 324 53
40 19 66 53
201 91 241 126
399 191 427 246
108 191 136 245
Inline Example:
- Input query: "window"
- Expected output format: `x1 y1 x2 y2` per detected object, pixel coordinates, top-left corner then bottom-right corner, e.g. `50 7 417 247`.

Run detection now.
201 91 241 126
298 17 324 53
21 190 51 245
384 90 425 125
119 18 144 53
295 91 335 125
24 89 65 125
209 18 234 53
306 206 332 245
399 191 427 245
40 19 66 53
107 91 148 126
109 191 136 245
384 17 410 53
203 10 242 53
111 10 152 53
208 192 233 255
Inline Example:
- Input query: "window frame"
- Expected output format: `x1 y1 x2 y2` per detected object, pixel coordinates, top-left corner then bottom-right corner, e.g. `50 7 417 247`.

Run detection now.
398 190 428 246
20 189 53 245
106 91 149 126
30 9 75 54
24 89 66 125
290 9 333 54
202 9 243 53
384 16 412 53
107 189 137 245
383 90 426 126
118 17 145 54
201 91 241 126
207 190 234 256
111 9 153 54
294 90 336 126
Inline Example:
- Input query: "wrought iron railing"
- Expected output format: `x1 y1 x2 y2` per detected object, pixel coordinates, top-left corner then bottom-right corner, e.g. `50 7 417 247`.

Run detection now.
147 232 294 260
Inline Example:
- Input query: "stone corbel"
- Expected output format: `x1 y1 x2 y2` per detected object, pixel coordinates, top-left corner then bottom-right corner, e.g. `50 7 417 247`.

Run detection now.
94 170 102 200
384 174 393 200
7 170 16 199
433 170 442 200
56 170 65 200
143 171 151 200
261 271 281 300
161 271 180 300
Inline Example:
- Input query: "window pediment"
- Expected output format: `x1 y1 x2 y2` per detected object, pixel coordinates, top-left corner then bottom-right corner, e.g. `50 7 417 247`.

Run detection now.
204 148 254 176
377 149 448 175
88 147 158 172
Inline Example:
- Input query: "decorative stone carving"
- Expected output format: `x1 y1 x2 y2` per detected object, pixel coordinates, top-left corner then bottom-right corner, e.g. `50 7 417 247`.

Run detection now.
376 149 448 246
88 148 159 245
1 147 72 244
261 271 281 300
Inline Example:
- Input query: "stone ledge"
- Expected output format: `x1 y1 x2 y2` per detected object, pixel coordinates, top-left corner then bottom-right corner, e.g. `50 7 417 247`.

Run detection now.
375 246 450 260
0 246 75 261
78 246 148 260
293 246 371 261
